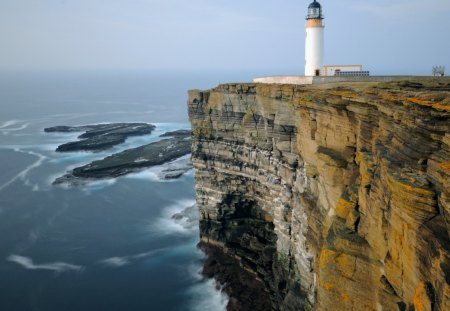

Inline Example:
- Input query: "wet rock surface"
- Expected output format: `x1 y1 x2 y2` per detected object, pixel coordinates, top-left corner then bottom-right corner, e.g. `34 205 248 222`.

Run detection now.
49 126 193 185
45 123 156 152
158 157 193 180
188 79 450 310
159 129 192 138
53 137 191 185
171 203 198 230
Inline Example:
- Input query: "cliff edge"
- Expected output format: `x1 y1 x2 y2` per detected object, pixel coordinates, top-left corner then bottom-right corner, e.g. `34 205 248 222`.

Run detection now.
188 79 450 311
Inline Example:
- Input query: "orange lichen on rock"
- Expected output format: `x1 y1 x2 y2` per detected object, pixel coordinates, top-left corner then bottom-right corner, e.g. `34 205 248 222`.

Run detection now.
336 197 356 219
355 152 373 187
381 93 400 102
413 281 433 311
439 161 450 172
335 254 356 279
189 80 450 311
322 282 335 291
386 169 435 198
319 249 337 269
397 182 434 196
407 97 450 111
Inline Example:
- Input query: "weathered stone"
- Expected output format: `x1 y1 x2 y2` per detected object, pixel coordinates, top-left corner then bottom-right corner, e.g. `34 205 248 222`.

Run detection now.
188 80 450 310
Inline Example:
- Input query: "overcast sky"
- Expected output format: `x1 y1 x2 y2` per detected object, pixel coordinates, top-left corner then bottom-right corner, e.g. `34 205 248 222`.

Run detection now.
0 0 449 74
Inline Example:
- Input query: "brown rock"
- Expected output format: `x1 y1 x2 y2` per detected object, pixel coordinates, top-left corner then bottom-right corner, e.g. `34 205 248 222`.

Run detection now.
188 79 450 310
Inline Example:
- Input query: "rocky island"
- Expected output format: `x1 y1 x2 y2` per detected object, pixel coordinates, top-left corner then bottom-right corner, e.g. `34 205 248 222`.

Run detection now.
45 123 156 152
188 79 450 310
47 124 192 185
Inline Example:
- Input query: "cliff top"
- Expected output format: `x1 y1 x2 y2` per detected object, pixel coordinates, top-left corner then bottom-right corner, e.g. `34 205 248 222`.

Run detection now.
190 78 450 113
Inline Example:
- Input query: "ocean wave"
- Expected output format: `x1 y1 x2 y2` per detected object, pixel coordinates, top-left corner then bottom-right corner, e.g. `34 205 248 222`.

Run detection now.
0 120 21 129
124 169 161 182
186 259 229 311
0 149 47 192
146 199 198 236
6 254 83 273
69 179 117 194
0 121 30 133
99 248 168 268
125 154 193 182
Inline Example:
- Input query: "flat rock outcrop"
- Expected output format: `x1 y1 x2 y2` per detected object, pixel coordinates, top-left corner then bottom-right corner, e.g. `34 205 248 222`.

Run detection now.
52 129 192 185
188 79 450 310
54 137 191 185
45 123 155 152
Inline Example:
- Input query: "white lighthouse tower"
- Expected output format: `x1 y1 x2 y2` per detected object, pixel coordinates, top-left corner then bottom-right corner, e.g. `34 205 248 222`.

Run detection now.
305 1 324 76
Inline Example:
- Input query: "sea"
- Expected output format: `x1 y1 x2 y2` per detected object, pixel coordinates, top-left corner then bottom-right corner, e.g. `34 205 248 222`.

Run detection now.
0 71 254 311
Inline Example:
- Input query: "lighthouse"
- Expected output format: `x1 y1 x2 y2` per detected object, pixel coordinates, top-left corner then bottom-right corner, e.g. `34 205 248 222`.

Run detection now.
305 1 324 76
254 0 369 84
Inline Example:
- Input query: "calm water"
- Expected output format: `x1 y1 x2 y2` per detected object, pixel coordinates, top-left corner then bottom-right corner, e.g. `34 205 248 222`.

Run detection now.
0 71 252 311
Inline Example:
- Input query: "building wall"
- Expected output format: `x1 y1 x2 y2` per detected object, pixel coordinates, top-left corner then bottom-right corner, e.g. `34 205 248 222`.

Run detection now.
305 23 324 76
324 65 362 76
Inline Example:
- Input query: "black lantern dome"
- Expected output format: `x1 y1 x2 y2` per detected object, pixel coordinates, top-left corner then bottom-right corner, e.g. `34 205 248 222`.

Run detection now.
306 0 323 20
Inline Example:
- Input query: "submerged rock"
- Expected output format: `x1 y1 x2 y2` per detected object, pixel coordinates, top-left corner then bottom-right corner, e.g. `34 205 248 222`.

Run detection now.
45 123 156 152
158 157 193 180
171 204 198 230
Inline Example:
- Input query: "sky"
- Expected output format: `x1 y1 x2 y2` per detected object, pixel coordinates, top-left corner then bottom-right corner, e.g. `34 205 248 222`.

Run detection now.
0 0 449 75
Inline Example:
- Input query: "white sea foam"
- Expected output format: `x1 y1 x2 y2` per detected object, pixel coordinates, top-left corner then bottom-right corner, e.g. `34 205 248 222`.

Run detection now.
125 169 161 182
126 154 193 182
50 161 117 192
75 179 117 194
0 120 21 129
27 229 41 244
186 259 229 311
101 257 130 267
7 255 83 273
99 248 167 268
0 119 30 132
146 199 198 236
0 149 47 192
188 279 228 311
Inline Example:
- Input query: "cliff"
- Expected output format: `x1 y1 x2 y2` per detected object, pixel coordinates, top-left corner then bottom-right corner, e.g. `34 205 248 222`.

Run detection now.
188 79 450 311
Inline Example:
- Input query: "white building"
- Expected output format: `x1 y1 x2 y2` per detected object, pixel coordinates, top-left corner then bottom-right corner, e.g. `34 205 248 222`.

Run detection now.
323 65 369 76
304 1 369 77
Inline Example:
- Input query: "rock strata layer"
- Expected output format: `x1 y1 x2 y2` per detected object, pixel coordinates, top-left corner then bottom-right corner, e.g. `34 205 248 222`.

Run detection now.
188 80 450 310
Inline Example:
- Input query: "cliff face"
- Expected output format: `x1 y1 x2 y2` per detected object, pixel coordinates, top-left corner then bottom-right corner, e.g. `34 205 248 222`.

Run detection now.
188 80 450 311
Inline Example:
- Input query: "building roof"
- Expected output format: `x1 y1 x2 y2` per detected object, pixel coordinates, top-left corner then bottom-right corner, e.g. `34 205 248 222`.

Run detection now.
308 1 321 9
307 1 323 20
323 65 363 68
